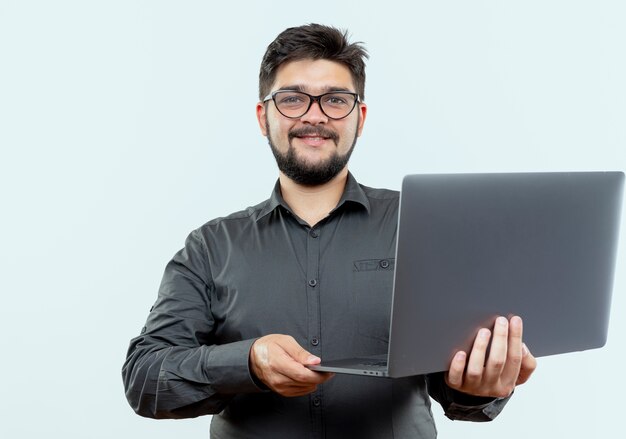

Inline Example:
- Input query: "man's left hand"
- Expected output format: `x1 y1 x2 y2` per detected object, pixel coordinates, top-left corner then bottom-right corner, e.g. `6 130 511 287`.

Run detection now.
445 315 537 398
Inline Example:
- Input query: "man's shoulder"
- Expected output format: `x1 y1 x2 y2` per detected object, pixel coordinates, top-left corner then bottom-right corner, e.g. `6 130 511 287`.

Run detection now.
197 198 270 232
356 183 400 212
360 184 399 201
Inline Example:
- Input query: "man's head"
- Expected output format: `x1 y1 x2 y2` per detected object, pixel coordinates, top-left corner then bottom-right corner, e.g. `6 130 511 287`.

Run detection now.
259 24 368 102
257 24 369 186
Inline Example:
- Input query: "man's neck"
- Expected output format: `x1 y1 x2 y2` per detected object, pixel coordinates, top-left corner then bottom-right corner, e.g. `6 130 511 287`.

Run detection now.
279 168 349 227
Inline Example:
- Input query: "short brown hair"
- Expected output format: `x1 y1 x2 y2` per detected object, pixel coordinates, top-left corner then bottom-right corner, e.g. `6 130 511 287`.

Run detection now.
259 24 369 101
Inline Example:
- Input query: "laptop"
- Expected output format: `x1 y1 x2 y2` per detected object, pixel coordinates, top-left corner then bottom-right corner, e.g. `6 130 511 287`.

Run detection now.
308 171 624 378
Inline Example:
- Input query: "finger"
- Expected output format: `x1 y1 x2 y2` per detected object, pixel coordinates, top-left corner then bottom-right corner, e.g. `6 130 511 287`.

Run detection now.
273 349 334 385
271 366 329 386
277 336 321 366
280 384 320 397
283 372 335 387
516 343 537 385
273 375 320 391
445 351 467 389
272 368 335 396
483 316 509 381
465 328 491 386
269 374 319 396
277 363 332 385
501 316 524 385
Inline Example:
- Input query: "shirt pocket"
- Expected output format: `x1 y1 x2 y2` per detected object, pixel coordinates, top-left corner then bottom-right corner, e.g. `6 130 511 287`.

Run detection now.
353 258 395 343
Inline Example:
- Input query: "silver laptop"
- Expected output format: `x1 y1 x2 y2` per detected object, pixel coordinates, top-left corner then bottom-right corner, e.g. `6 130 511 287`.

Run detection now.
308 172 624 378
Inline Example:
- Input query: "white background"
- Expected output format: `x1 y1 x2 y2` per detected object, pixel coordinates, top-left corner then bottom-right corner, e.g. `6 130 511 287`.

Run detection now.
1 1 624 437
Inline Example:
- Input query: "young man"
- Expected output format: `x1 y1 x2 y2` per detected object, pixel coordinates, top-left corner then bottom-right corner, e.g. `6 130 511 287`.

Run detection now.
123 24 536 438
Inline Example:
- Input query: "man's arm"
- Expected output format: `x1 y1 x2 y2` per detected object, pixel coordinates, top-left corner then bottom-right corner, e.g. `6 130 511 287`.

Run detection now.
121 230 263 419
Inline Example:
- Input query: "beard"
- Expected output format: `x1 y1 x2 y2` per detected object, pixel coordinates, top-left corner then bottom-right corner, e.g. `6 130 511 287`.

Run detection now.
266 121 358 186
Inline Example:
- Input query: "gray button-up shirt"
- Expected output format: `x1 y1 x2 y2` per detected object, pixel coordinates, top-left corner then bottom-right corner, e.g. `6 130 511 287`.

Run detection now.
123 173 509 438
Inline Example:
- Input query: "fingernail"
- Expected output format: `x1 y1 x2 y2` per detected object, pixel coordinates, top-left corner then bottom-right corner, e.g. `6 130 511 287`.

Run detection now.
522 343 529 356
307 355 321 364
480 328 490 339
497 316 508 326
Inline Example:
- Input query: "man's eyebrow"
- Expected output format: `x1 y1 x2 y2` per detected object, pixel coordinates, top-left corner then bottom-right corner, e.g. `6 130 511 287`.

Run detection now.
326 86 354 92
276 85 355 93
276 85 305 92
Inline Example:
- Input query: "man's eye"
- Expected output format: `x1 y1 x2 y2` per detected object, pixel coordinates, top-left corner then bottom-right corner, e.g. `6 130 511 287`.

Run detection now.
279 95 306 105
324 95 349 106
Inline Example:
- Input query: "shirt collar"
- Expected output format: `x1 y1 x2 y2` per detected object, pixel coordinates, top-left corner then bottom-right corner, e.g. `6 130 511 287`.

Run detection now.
256 180 287 221
333 172 371 214
256 172 371 222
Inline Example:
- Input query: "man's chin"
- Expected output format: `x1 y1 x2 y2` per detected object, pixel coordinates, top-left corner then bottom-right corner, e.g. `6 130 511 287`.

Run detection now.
280 159 348 186
268 135 354 186
292 154 334 170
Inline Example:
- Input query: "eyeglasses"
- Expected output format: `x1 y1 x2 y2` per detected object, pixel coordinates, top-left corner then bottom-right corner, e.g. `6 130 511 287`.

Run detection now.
263 90 360 120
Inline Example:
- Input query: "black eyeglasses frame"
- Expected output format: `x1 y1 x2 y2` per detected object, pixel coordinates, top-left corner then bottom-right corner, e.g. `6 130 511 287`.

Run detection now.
262 90 360 120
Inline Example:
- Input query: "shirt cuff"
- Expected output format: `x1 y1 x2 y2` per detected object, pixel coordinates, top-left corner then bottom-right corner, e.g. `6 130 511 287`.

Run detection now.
445 387 512 422
204 338 267 394
449 388 498 406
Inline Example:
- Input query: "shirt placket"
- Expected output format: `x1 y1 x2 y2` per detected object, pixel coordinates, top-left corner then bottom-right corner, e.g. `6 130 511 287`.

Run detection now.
305 224 323 437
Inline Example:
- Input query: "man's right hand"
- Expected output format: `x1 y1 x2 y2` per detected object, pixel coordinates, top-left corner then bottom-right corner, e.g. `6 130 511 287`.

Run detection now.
249 334 334 397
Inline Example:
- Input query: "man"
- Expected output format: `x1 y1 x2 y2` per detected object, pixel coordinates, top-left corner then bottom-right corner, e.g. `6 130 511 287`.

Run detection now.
123 24 537 438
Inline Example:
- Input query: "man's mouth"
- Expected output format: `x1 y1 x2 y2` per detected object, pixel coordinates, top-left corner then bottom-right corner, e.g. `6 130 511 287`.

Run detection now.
299 135 329 141
289 128 338 145
295 136 330 147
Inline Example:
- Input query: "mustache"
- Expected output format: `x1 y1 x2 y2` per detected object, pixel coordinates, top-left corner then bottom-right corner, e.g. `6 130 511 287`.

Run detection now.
288 126 339 143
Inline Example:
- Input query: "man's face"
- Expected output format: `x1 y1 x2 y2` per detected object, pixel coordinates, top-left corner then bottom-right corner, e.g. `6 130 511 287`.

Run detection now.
257 59 367 186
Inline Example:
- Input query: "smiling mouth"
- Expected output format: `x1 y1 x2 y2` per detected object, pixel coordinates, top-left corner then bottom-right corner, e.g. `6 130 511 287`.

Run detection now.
299 135 329 141
295 135 331 147
289 128 338 145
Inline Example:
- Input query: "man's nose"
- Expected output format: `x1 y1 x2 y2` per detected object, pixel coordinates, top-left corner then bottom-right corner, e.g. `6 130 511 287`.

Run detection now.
299 99 328 125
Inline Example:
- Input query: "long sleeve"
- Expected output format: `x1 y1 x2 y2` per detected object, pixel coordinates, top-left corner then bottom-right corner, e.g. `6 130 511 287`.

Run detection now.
426 372 511 422
121 230 263 419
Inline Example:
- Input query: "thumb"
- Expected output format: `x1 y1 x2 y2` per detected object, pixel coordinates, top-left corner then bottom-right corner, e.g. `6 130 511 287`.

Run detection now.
280 338 320 365
294 347 321 366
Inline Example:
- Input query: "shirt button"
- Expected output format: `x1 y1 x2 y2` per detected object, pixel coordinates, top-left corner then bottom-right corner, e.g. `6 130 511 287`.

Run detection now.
311 337 319 346
310 229 319 238
313 397 321 407
308 279 318 287
380 259 390 269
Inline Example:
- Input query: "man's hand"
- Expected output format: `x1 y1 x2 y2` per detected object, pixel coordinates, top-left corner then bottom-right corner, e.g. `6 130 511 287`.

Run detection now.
445 315 537 398
250 334 334 397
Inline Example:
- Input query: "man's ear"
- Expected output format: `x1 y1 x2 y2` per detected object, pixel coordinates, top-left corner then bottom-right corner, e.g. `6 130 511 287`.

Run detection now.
357 102 368 137
256 102 268 136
